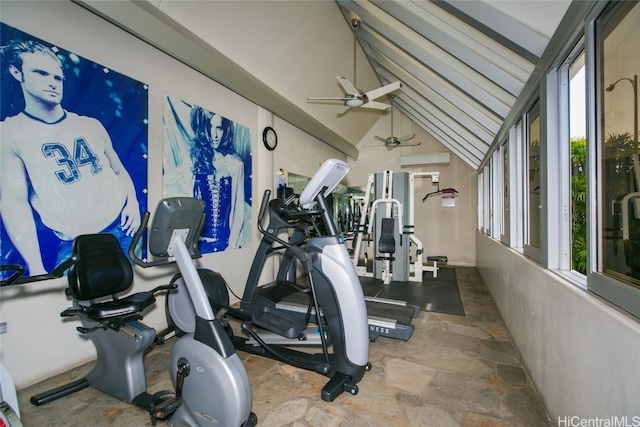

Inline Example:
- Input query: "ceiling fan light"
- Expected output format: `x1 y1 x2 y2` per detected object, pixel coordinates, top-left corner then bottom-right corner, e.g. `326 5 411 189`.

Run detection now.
346 98 364 107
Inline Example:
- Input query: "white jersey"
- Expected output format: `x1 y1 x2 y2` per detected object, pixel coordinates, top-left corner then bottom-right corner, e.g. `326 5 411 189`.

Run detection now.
1 111 128 239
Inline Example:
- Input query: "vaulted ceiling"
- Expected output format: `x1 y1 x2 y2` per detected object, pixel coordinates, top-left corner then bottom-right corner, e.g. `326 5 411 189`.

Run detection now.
78 0 572 170
335 0 570 168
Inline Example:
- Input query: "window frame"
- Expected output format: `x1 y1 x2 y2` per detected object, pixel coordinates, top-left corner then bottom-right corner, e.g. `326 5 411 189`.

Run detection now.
541 41 591 291
499 139 510 245
483 164 491 235
510 121 525 251
491 150 501 240
523 100 543 262
587 0 640 319
477 169 485 232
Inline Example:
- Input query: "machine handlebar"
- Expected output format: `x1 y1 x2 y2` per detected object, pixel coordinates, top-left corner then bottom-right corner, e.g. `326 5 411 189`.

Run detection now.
1 255 78 287
128 211 176 268
258 189 272 224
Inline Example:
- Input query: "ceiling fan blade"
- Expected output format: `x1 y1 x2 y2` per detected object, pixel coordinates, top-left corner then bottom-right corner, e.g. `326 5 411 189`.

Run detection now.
363 141 386 148
336 104 350 116
373 135 387 142
402 141 422 147
337 76 359 95
307 96 350 101
398 133 416 143
364 81 401 101
360 100 391 110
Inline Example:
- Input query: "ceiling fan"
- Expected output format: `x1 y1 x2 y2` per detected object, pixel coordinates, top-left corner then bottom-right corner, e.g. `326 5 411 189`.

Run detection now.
306 18 401 116
369 96 421 150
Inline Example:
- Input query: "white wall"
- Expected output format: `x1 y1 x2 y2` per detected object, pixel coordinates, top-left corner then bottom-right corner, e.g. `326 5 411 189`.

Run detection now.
0 0 345 388
271 115 347 179
348 113 478 266
476 232 640 421
150 0 382 147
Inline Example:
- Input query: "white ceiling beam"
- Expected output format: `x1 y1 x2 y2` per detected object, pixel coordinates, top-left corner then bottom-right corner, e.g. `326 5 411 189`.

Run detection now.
376 67 492 155
368 46 498 145
396 95 486 163
410 0 535 79
402 106 482 170
372 0 527 96
432 0 548 61
337 0 515 120
357 27 502 135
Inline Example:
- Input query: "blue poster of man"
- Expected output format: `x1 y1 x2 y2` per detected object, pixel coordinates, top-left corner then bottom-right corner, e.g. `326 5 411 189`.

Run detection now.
162 92 252 254
0 23 148 278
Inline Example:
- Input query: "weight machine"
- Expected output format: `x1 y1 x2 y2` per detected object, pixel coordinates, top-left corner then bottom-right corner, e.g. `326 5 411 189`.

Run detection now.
352 170 444 282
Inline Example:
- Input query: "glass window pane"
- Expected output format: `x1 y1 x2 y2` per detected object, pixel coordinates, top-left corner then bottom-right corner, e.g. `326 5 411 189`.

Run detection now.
484 164 491 234
598 1 640 287
570 52 587 274
502 142 510 239
527 108 541 249
478 171 484 230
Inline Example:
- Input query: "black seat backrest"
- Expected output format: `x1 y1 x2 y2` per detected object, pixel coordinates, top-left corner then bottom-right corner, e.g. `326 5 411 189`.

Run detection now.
67 234 133 301
378 218 396 255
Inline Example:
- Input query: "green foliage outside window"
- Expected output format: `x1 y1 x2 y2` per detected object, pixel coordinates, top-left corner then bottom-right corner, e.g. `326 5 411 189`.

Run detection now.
602 132 640 281
571 136 587 274
572 132 639 276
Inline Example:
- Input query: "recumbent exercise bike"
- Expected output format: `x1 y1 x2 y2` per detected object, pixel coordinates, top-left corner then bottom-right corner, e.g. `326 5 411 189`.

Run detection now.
30 197 257 427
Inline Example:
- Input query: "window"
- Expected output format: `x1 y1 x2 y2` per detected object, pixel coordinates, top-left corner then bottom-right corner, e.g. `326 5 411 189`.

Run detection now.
524 102 542 261
569 51 587 275
589 0 640 318
491 151 501 239
478 170 485 231
484 164 491 235
500 140 510 244
478 172 488 232
511 121 525 251
554 43 587 275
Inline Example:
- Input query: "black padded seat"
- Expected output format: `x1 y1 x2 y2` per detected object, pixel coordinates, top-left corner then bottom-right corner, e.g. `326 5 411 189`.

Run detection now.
80 291 159 320
375 218 396 261
62 233 157 321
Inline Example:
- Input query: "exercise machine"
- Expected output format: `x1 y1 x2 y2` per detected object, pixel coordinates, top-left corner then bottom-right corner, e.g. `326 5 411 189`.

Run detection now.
1 265 27 427
166 159 371 402
352 170 447 280
240 189 420 342
236 163 420 342
163 162 419 343
1 260 77 427
30 197 257 427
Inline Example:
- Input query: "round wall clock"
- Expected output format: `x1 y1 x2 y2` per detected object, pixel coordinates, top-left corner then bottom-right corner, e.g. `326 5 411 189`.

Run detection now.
262 126 278 151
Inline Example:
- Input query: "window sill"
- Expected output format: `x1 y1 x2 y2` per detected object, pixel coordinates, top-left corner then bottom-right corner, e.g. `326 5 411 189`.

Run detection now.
551 269 588 292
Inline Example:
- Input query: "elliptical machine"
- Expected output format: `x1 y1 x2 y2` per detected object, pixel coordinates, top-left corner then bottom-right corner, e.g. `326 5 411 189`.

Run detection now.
240 190 421 343
29 197 256 427
166 159 371 402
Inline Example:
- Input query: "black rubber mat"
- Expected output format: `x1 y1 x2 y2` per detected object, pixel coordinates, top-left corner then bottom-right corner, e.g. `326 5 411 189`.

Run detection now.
359 267 465 316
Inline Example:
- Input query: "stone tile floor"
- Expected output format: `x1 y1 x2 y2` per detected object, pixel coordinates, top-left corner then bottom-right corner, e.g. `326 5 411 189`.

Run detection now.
17 267 551 426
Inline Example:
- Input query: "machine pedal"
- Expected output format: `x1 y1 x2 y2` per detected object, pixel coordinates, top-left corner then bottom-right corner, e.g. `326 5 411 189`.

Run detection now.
252 307 307 339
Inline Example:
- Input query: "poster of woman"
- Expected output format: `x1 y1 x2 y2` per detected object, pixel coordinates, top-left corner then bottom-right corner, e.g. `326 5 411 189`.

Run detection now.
162 92 252 254
0 23 149 278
